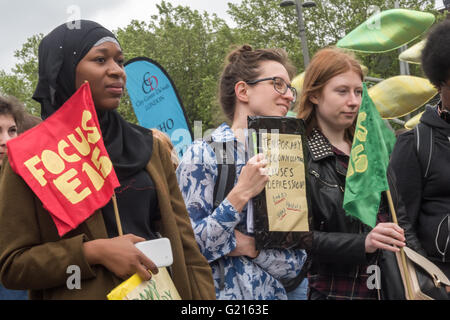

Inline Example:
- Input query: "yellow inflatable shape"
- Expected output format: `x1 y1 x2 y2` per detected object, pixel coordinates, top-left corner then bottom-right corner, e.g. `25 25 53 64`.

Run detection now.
405 111 424 129
292 72 305 95
361 65 369 77
368 76 437 119
399 40 426 64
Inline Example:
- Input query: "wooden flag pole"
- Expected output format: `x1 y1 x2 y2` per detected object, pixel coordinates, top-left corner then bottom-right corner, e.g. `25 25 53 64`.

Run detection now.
91 76 122 237
112 193 123 236
386 190 414 300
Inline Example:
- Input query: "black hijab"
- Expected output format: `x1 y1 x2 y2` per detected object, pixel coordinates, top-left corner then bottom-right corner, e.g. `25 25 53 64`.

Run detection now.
33 20 152 181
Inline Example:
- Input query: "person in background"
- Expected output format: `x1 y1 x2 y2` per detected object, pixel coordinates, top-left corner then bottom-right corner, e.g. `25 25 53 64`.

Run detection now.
176 44 306 300
18 113 42 134
0 95 28 300
389 20 450 294
0 20 215 300
297 47 407 300
152 129 179 169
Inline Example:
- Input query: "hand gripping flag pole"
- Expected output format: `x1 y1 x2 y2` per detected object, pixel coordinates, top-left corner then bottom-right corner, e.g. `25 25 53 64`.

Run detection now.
343 83 413 299
386 190 414 300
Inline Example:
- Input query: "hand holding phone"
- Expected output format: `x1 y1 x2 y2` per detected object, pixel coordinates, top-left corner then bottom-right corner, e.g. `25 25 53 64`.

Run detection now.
135 238 173 268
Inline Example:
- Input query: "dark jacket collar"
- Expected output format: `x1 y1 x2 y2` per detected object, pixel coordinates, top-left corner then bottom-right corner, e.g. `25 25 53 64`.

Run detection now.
307 128 335 161
421 104 450 137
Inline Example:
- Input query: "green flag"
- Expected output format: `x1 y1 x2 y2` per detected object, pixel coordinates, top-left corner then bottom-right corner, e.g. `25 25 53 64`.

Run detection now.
343 83 396 228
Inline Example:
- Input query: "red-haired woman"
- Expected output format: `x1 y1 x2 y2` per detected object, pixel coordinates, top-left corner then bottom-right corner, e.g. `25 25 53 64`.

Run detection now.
298 47 411 300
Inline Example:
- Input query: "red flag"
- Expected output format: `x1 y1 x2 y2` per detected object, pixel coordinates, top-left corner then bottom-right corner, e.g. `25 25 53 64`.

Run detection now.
7 83 120 236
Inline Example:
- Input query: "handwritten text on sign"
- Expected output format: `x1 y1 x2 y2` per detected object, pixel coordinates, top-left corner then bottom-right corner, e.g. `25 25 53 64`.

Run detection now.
261 133 309 232
24 110 113 205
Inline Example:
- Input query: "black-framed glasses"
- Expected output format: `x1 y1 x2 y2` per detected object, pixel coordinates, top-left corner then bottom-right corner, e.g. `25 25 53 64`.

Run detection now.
245 76 297 103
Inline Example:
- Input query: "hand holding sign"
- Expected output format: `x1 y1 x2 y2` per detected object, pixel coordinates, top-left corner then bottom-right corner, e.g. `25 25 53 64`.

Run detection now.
227 153 269 213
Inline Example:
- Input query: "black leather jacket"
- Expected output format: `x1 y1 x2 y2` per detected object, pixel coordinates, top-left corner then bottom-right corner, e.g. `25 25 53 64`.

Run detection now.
305 129 421 279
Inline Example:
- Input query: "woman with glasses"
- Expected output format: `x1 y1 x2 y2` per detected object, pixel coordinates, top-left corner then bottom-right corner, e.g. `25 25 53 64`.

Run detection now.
176 44 306 299
297 47 408 300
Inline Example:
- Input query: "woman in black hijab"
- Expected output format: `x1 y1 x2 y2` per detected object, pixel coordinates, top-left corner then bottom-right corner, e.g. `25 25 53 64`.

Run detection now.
0 20 215 300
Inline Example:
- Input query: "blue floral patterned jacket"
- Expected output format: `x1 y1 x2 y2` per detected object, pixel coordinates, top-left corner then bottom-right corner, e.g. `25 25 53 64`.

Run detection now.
176 123 306 300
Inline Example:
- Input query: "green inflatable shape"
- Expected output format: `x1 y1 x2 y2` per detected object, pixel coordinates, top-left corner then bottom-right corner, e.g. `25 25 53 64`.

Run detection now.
286 110 298 118
337 9 435 53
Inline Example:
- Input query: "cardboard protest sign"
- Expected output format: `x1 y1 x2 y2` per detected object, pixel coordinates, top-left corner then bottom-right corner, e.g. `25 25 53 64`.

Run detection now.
107 267 181 300
248 116 312 250
261 133 309 232
7 83 120 236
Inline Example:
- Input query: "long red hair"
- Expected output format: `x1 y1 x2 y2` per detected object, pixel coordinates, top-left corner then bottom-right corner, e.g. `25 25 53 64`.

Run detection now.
297 47 363 141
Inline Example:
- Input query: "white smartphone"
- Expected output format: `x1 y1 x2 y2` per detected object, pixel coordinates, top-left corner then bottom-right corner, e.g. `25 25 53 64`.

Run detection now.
135 238 173 268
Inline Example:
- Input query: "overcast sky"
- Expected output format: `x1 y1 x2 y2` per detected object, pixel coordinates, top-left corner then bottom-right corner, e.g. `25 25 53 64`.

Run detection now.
0 0 242 72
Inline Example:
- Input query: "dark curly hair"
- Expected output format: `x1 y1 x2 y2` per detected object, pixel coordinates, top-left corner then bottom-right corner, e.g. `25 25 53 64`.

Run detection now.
421 20 450 87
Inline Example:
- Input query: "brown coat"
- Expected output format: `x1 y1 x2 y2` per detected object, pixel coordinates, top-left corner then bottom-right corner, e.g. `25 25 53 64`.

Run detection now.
0 135 215 300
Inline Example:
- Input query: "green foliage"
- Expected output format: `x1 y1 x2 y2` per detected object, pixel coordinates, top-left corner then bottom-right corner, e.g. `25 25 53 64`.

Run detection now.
0 0 441 127
229 0 437 75
116 1 236 128
0 34 42 115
